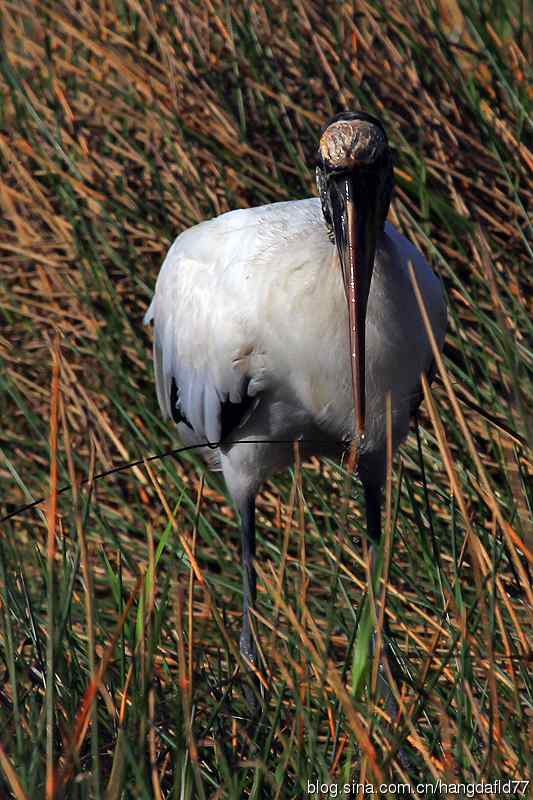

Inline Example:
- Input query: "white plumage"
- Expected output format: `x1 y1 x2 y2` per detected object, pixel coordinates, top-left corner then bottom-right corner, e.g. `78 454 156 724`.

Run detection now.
145 112 447 688
145 197 446 505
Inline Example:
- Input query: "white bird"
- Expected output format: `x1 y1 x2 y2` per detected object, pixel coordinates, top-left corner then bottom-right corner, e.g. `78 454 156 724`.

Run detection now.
145 111 447 682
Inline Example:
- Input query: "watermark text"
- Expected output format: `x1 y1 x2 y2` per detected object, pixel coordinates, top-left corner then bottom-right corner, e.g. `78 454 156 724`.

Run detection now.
306 779 530 797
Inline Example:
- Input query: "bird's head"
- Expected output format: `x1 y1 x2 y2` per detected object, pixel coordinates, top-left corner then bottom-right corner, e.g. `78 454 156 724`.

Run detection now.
316 111 394 438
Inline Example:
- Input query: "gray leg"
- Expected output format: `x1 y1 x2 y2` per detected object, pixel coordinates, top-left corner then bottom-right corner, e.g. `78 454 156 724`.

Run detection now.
364 482 412 770
363 482 382 548
239 494 257 666
363 483 398 714
363 482 392 655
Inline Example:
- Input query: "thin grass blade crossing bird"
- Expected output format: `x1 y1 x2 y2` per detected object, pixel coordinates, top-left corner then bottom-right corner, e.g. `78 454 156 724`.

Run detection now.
144 111 447 701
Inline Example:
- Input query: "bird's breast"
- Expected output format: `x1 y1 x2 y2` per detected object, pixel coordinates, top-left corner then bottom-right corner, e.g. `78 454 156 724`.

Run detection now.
150 198 445 459
245 219 440 451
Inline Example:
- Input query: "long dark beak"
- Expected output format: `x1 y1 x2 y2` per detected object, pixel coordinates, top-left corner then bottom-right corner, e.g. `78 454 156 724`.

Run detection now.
331 173 380 437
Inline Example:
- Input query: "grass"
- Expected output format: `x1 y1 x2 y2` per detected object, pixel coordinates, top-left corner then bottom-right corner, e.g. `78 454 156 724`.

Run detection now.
0 0 531 797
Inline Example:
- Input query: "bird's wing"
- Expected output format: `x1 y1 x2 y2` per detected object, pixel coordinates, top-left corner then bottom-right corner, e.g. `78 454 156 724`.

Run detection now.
409 358 436 418
410 265 447 418
383 223 447 419
144 213 264 445
145 197 333 444
406 277 447 418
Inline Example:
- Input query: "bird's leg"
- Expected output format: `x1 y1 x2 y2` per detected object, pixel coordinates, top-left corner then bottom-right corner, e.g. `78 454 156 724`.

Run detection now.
237 494 262 713
363 482 382 547
363 482 414 773
363 483 400 718
239 494 257 670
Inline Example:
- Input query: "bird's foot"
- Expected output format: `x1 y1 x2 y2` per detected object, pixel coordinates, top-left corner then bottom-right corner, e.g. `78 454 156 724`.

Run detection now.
239 634 262 715
372 634 414 773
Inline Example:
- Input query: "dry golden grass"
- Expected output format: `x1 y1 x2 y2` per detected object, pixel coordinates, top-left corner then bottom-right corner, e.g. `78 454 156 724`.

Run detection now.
0 1 531 797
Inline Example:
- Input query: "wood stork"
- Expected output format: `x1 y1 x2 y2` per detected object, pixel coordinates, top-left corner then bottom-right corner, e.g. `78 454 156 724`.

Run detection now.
145 111 447 685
